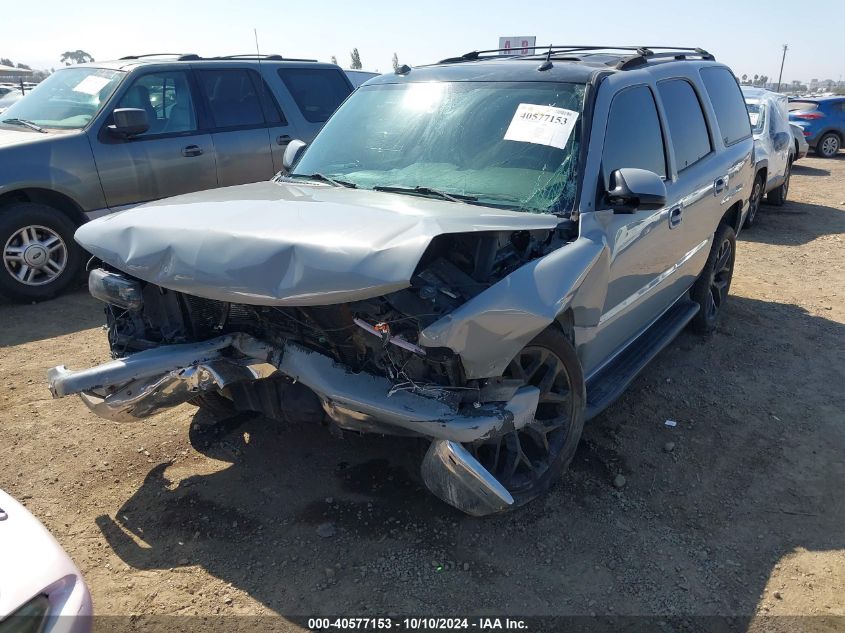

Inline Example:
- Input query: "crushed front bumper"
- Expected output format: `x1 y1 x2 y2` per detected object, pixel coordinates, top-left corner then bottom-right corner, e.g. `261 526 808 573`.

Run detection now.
47 333 539 445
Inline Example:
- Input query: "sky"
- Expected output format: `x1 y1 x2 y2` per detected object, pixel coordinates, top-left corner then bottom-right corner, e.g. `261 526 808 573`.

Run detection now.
4 0 844 83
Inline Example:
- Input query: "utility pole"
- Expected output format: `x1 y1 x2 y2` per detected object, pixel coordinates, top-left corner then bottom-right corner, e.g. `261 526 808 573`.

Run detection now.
776 44 788 93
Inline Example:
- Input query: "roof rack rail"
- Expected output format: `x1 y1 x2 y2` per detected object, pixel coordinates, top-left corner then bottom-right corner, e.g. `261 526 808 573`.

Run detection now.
437 45 714 69
213 54 284 61
210 54 318 62
119 53 199 61
118 53 318 63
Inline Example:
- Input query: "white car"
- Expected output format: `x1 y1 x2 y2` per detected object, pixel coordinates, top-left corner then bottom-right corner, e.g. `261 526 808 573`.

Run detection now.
0 490 92 633
742 86 794 227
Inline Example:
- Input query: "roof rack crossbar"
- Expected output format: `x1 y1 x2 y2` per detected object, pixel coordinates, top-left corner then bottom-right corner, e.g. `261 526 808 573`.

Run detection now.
615 48 715 70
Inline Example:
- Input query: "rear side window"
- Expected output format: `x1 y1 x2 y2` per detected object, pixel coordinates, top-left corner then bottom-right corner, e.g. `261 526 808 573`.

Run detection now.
197 68 278 129
700 67 751 146
277 68 351 123
603 85 666 181
658 79 712 171
788 101 818 112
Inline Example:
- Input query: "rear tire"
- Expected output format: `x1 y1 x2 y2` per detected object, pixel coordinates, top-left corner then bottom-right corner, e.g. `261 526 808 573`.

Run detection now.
743 174 764 228
469 327 586 509
815 133 840 158
690 223 736 335
767 162 790 206
0 203 84 302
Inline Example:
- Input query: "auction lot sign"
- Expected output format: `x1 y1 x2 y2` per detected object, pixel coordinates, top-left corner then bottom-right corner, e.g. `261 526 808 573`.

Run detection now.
498 36 536 55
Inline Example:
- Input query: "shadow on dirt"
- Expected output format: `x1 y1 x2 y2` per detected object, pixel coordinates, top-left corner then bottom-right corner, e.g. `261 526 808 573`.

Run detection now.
0 285 103 346
790 163 830 178
96 296 845 620
740 200 845 246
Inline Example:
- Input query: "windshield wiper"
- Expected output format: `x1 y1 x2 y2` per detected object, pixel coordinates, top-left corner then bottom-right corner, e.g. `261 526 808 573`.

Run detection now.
2 118 46 133
372 185 477 204
288 172 357 188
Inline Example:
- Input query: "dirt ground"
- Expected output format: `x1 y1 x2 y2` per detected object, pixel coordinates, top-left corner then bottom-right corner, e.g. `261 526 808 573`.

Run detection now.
1 156 844 630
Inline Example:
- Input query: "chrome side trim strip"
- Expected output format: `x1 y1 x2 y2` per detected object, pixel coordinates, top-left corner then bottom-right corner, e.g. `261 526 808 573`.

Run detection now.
598 238 709 326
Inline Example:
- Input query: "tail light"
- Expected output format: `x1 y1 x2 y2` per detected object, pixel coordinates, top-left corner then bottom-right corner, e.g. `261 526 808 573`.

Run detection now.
792 112 823 120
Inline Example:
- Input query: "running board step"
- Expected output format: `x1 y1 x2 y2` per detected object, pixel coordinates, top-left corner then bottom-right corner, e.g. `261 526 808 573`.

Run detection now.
585 299 699 420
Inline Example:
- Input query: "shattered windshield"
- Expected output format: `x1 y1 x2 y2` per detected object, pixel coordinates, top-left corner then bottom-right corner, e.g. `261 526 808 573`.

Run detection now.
291 81 586 214
0 67 123 130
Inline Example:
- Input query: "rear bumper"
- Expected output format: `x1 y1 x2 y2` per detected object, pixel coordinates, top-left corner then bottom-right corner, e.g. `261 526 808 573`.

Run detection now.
47 333 539 444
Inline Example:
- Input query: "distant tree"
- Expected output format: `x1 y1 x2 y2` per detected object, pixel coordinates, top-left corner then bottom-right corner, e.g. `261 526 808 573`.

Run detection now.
392 52 399 71
0 57 13 67
760 75 769 86
330 55 338 65
741 73 748 84
16 63 31 70
60 50 94 66
753 74 759 86
350 48 362 70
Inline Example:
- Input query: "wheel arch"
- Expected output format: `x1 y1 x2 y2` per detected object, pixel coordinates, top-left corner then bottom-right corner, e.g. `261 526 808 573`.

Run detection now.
0 188 87 227
722 199 744 235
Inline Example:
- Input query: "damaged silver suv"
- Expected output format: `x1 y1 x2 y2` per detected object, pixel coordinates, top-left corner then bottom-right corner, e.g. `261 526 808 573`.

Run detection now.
48 46 754 516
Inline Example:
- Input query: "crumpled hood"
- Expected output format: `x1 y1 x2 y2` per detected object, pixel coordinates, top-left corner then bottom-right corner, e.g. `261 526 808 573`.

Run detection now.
75 180 560 306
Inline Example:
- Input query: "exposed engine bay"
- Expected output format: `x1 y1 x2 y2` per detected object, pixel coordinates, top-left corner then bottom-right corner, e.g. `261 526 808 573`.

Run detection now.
50 219 578 516
101 227 571 414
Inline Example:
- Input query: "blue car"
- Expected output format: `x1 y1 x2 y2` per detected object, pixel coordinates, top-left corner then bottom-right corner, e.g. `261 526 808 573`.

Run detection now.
788 96 845 158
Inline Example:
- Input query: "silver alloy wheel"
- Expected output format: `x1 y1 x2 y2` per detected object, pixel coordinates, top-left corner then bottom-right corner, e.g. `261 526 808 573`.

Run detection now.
821 135 839 157
3 224 68 286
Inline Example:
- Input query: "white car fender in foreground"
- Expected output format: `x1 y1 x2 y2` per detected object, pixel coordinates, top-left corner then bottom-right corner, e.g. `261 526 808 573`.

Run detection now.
0 489 92 633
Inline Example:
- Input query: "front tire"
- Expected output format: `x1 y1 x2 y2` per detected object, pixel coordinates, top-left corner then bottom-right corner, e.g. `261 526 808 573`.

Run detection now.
0 203 84 302
188 391 237 422
690 223 736 335
468 327 586 509
815 133 840 158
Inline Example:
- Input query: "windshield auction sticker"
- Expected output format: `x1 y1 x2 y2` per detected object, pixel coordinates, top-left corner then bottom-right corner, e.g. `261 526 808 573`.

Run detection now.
73 75 112 95
504 104 579 149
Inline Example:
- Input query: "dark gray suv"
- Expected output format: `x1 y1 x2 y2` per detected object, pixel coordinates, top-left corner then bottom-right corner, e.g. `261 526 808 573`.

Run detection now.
49 46 754 515
0 54 355 301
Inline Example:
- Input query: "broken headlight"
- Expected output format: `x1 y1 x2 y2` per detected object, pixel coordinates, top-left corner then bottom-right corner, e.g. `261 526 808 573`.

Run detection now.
88 268 143 311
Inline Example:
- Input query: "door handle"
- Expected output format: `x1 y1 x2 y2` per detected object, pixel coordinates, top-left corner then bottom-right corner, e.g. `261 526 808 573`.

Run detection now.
276 134 291 146
713 177 727 195
668 206 683 229
182 145 203 157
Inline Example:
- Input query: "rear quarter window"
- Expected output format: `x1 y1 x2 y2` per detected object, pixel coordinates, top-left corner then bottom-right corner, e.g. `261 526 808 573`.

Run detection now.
700 67 751 146
277 68 352 123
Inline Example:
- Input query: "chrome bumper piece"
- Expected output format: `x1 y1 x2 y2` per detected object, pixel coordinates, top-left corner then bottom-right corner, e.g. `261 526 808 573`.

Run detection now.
47 334 538 444
47 333 535 515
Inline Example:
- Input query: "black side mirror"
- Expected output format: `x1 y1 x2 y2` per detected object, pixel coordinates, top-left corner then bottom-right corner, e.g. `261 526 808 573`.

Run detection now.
282 139 307 171
606 168 667 213
773 131 791 152
107 108 149 138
